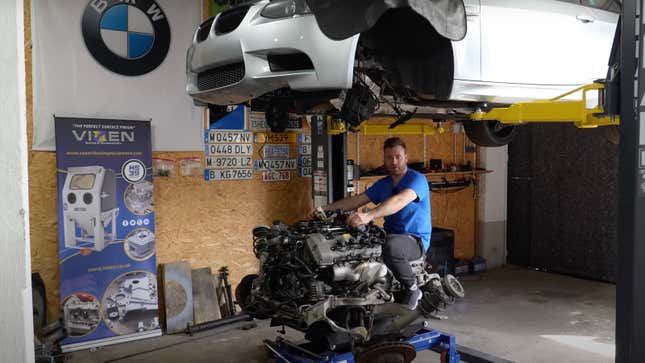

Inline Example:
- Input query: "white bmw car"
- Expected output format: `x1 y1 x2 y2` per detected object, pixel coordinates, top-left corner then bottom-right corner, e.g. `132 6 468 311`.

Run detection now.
186 0 618 145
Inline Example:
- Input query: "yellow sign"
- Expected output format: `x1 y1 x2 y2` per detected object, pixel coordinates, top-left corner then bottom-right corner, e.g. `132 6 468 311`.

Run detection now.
254 132 298 143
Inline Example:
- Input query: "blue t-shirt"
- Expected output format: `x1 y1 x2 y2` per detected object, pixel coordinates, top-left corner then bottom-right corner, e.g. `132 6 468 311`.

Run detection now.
364 169 432 250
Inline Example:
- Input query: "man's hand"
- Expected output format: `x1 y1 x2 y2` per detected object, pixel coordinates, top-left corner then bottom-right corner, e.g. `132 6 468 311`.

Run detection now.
307 206 327 220
347 212 373 228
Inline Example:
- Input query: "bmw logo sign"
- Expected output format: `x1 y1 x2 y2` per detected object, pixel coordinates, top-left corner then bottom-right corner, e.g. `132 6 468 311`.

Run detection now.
82 0 171 76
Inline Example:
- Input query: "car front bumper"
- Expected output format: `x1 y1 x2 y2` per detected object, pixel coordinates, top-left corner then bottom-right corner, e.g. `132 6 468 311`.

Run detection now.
186 2 359 105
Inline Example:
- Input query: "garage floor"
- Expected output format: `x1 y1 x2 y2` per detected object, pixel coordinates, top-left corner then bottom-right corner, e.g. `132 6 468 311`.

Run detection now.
67 265 615 363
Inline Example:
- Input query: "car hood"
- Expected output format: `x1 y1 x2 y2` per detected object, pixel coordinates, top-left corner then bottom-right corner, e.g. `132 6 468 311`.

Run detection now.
305 0 467 41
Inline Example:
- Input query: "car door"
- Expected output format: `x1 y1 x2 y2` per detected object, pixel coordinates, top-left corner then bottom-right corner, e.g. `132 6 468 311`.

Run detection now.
479 0 617 86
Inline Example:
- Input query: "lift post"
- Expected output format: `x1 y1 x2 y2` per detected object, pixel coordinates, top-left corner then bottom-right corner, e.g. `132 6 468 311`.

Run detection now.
616 1 645 362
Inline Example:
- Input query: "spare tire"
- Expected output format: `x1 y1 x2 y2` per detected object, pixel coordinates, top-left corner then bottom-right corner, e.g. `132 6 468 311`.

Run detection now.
463 120 517 147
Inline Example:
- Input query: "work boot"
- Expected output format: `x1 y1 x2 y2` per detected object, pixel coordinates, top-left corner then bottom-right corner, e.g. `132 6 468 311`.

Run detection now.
400 284 422 310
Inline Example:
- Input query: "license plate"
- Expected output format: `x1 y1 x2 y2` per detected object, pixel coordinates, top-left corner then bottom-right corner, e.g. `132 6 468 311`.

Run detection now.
262 170 290 182
299 156 311 168
262 144 290 160
254 159 297 171
205 130 253 144
249 112 302 131
300 144 311 155
254 132 297 143
299 134 311 144
205 168 253 180
205 156 252 169
205 143 253 156
299 167 312 177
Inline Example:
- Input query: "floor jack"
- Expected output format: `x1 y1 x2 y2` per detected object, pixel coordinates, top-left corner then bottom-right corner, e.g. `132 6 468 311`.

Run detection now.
264 328 460 363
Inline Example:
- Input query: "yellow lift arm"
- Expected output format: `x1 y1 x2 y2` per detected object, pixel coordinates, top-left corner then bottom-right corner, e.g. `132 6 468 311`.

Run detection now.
326 115 446 136
469 82 620 128
326 83 618 139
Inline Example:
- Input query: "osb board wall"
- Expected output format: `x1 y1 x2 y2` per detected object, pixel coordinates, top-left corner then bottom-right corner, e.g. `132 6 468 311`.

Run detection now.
24 0 313 320
347 118 477 259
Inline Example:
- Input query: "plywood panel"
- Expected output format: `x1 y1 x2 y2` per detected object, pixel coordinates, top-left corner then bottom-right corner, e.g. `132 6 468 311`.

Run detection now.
192 267 221 324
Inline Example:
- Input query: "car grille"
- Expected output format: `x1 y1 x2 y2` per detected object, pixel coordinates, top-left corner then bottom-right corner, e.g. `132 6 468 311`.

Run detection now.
196 17 215 42
197 63 245 91
214 6 250 35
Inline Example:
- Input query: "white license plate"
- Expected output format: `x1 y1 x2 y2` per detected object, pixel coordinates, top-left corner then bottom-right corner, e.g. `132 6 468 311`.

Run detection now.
249 112 302 131
262 170 290 182
262 144 290 160
299 167 312 177
205 168 253 180
205 143 253 156
299 156 311 168
205 130 253 143
254 159 297 171
300 144 311 155
205 156 252 169
299 134 311 144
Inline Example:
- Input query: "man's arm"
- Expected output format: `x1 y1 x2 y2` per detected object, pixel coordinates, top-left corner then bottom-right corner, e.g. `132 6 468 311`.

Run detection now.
347 188 417 226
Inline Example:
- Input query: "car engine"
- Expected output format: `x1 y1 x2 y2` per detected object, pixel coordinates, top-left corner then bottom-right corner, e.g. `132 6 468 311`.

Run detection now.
236 211 464 352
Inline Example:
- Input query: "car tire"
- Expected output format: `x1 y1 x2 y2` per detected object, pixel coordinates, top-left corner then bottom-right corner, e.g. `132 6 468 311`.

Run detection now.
463 120 517 147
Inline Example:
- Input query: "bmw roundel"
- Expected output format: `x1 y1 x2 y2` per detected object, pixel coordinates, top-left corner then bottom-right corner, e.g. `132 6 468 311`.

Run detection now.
82 0 171 76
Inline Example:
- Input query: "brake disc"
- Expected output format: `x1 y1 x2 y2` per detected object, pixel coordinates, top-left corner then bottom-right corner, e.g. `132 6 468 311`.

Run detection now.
355 341 417 363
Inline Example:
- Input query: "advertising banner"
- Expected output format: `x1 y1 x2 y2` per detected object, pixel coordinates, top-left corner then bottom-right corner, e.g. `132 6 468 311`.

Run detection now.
55 117 161 352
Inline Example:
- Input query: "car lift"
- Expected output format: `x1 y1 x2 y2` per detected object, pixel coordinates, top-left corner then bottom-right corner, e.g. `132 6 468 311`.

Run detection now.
264 328 460 363
324 81 619 137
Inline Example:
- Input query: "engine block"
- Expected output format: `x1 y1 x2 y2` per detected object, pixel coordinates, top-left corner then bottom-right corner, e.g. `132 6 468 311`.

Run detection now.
305 233 382 266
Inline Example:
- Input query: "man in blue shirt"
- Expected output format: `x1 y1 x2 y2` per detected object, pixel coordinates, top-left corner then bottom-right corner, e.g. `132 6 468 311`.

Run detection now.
311 137 431 310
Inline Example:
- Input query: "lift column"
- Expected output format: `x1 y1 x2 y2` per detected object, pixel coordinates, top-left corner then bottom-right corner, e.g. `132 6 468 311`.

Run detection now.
617 1 645 361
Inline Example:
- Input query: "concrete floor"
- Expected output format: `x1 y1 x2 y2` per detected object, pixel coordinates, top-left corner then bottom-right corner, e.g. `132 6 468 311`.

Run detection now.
68 265 615 363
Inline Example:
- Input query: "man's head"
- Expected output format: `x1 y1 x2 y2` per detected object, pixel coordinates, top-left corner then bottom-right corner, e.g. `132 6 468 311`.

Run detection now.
383 137 408 177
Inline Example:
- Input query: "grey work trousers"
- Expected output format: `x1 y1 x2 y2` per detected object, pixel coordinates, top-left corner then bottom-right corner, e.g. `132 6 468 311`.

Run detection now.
382 234 425 289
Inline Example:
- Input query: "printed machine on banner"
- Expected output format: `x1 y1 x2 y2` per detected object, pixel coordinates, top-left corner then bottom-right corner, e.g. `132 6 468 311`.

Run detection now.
62 166 119 252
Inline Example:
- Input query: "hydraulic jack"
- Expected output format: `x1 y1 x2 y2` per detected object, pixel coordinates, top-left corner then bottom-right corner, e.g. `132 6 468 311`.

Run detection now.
264 328 459 363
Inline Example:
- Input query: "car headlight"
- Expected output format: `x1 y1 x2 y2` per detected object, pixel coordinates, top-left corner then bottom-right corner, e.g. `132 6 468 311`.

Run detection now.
261 0 312 19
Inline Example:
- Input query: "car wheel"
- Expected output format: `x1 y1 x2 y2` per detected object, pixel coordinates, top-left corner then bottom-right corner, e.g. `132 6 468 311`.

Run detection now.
463 120 517 147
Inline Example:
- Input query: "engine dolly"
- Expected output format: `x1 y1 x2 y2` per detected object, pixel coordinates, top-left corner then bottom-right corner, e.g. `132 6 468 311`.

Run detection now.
264 328 460 363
